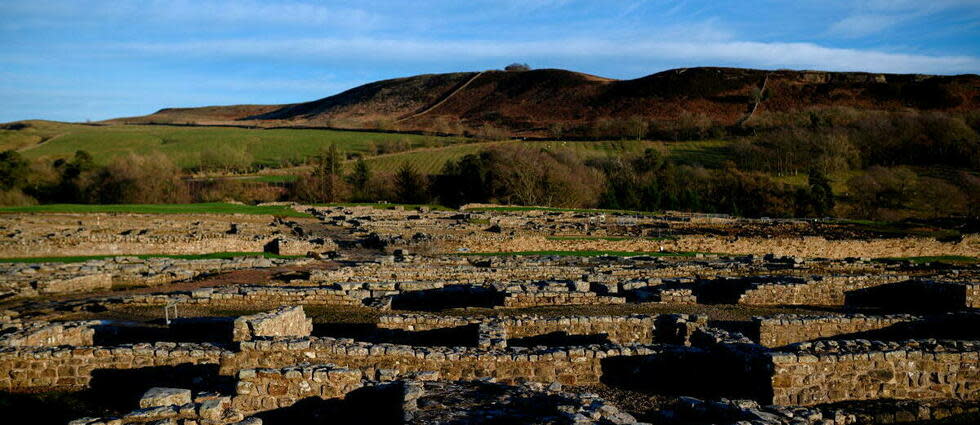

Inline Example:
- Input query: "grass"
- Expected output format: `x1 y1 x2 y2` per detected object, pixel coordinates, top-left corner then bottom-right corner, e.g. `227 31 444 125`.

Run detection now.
461 250 719 257
0 202 310 217
5 121 468 169
833 219 961 240
361 139 732 174
0 252 304 264
241 174 299 183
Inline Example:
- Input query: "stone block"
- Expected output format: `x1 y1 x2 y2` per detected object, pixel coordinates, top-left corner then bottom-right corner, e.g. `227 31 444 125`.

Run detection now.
139 387 192 409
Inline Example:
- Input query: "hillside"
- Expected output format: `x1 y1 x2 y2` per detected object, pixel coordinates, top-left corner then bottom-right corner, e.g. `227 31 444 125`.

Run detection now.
107 67 980 137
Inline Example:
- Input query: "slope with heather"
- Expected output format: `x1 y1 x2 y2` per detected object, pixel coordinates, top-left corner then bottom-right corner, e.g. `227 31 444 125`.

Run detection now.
108 67 980 137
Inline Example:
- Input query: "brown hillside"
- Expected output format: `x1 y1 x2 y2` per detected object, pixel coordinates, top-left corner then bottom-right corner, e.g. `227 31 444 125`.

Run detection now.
110 67 980 136
106 105 284 126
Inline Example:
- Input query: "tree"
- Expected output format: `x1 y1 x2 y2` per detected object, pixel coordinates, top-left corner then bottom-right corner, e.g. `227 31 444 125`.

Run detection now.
394 162 429 204
808 169 835 216
0 150 29 191
915 177 966 218
349 158 371 190
291 144 347 202
505 63 531 71
94 153 189 204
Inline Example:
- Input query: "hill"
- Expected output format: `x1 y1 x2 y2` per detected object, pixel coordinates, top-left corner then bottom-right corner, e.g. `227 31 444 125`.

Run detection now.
108 67 980 137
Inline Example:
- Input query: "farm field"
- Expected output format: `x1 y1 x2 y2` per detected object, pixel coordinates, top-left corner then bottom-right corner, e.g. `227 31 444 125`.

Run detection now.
2 121 466 169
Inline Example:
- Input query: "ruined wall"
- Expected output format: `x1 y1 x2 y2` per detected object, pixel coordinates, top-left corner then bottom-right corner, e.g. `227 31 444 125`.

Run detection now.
502 292 625 307
0 342 227 391
378 314 656 346
0 321 96 347
121 286 364 308
377 315 477 332
498 315 655 345
232 306 313 342
457 234 980 259
221 337 660 386
738 275 906 306
35 274 113 294
231 364 363 414
753 315 919 347
768 340 980 406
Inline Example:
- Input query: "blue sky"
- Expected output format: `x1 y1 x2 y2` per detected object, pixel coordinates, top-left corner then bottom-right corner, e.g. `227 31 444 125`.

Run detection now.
2 0 979 122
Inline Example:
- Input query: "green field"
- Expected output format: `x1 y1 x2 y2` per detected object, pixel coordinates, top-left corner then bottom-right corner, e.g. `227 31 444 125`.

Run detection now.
0 202 310 217
2 121 733 177
362 139 731 174
0 252 303 264
3 121 466 169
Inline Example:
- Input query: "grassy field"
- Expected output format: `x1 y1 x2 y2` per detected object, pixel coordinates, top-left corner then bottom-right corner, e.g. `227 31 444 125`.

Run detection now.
3 121 732 176
0 202 310 217
3 121 466 169
361 139 731 174
0 252 303 263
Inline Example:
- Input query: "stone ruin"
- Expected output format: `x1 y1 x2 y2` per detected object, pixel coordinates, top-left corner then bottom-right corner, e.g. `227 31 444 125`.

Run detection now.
232 306 313 342
0 204 978 424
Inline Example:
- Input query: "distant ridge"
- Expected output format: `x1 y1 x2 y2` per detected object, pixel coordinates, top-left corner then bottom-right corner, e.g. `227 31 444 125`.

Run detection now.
105 67 980 137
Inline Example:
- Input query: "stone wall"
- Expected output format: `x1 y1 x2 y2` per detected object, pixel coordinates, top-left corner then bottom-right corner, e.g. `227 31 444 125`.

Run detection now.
221 337 661 386
498 315 655 345
233 306 313 342
231 364 362 414
752 314 919 347
1 256 310 299
377 314 656 346
377 314 477 332
767 339 980 406
35 273 113 295
0 342 227 391
0 320 96 347
738 275 906 306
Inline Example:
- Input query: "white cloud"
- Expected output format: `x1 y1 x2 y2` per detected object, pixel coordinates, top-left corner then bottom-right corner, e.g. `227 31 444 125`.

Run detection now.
828 14 907 38
826 0 980 37
103 36 980 75
1 0 382 30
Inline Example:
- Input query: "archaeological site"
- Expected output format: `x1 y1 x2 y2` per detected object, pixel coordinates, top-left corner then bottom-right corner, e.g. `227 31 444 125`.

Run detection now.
0 204 978 425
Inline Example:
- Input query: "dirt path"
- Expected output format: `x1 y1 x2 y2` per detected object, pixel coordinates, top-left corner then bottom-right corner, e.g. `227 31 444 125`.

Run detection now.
395 71 486 123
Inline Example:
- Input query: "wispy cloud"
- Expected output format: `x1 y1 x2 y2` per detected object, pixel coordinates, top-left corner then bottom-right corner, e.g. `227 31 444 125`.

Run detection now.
827 0 980 38
100 37 980 75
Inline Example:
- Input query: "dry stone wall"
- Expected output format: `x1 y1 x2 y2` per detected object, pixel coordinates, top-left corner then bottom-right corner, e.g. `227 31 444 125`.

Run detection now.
753 314 919 347
458 234 980 259
767 339 980 406
737 275 907 306
0 320 96 347
222 337 662 386
232 306 313 342
0 256 311 299
231 364 362 414
0 342 227 391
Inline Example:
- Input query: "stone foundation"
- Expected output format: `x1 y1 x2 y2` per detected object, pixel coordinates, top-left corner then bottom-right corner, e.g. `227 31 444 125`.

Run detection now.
232 306 313 342
768 339 980 406
753 314 919 347
232 364 362 414
0 342 227 391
